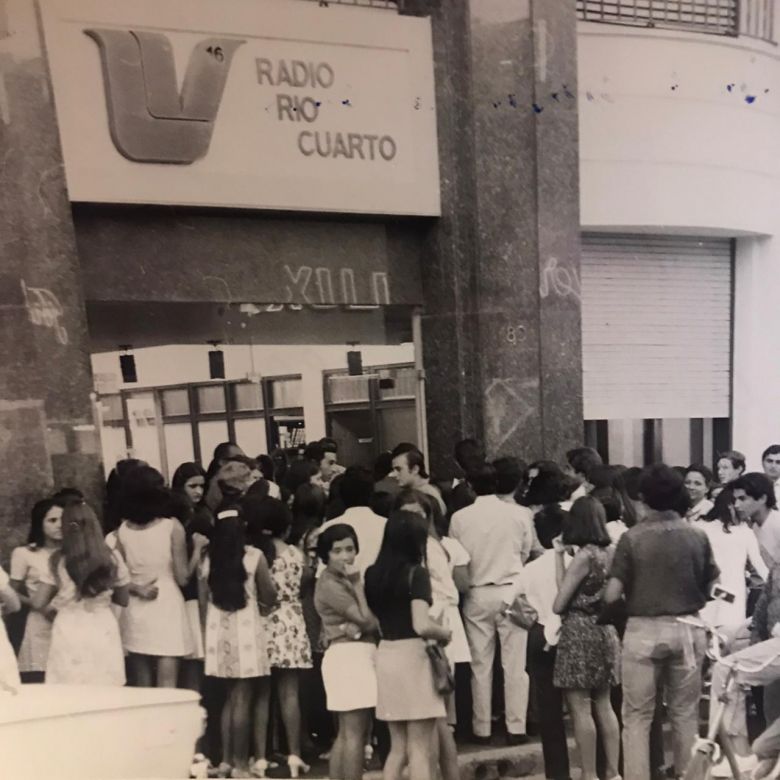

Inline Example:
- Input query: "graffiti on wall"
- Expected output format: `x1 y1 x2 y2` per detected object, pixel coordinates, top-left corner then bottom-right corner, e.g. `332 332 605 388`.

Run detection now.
21 280 68 344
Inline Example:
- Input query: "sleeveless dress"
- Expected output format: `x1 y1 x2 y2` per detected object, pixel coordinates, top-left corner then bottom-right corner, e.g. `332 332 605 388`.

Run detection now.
43 554 128 685
117 517 194 657
202 546 270 678
553 545 620 690
265 545 312 669
10 545 54 673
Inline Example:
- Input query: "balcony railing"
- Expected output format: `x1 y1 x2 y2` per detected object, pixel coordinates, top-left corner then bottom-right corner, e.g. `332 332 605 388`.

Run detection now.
297 0 400 9
577 1 777 43
577 1 738 36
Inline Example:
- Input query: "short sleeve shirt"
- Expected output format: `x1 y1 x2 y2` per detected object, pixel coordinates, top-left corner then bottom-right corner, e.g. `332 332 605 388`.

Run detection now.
365 563 432 640
610 511 719 616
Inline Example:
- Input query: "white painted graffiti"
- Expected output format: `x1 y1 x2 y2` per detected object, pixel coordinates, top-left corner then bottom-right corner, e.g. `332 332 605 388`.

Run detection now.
539 256 581 302
283 264 391 309
21 280 68 345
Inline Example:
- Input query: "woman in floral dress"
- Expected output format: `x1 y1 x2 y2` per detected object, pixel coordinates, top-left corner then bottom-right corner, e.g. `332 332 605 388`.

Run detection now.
244 496 312 778
553 497 621 780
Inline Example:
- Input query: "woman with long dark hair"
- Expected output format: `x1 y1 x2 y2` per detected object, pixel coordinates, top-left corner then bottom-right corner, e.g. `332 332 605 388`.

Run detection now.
586 465 639 529
33 501 129 685
365 510 452 780
244 496 313 778
117 465 193 687
553 497 621 780
10 496 66 682
171 462 213 692
199 507 276 778
696 487 767 631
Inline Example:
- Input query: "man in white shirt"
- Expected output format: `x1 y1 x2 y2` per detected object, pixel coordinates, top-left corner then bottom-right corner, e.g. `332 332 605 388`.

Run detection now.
450 464 534 744
319 466 386 578
762 445 780 509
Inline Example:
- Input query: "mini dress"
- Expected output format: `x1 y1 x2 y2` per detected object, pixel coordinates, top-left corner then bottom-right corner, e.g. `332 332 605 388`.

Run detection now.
202 546 270 679
265 545 312 670
365 563 446 722
117 517 193 657
553 545 620 691
10 545 55 673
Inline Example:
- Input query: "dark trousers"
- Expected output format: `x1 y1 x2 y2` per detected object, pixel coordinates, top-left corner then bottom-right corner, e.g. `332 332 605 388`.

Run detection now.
527 624 571 780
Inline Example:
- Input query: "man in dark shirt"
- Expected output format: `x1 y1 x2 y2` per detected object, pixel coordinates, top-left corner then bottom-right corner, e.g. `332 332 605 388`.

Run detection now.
605 464 720 780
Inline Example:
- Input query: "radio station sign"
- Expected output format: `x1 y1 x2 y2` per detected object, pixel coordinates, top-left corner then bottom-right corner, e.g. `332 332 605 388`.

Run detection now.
39 0 440 216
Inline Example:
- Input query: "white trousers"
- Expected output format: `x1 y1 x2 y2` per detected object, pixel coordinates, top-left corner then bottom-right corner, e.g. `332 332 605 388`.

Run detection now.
463 584 529 737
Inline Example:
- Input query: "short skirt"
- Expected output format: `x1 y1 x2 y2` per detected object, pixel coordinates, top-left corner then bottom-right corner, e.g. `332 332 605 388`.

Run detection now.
322 641 377 712
375 638 446 722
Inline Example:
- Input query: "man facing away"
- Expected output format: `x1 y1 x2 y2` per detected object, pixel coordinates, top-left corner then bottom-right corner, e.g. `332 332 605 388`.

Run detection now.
605 464 720 780
450 464 536 745
318 466 386 578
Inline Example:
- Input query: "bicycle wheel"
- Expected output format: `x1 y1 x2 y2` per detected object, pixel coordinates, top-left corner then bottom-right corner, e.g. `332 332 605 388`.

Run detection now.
684 749 714 780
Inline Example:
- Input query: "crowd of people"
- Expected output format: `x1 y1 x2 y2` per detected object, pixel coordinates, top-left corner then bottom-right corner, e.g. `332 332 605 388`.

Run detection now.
5 437 780 779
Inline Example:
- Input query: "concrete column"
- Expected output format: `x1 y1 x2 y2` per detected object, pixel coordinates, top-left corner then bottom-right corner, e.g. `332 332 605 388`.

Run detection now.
733 236 780 470
0 0 101 560
404 0 583 474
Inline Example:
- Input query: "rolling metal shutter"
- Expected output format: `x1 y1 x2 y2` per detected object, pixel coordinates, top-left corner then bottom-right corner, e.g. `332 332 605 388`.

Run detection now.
581 234 732 420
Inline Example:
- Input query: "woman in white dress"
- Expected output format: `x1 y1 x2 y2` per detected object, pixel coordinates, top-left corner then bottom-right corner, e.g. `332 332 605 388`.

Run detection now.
684 465 715 523
116 466 193 687
10 497 65 682
693 487 768 631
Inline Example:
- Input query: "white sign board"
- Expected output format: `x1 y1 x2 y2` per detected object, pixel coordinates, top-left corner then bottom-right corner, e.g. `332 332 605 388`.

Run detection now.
39 0 440 216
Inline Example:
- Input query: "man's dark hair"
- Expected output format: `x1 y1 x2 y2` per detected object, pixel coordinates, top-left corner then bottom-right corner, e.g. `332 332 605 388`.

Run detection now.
534 505 567 549
468 464 498 496
493 457 523 496
393 447 429 480
622 467 643 501
303 442 326 465
639 464 690 514
732 472 778 511
340 466 374 509
566 446 603 478
454 438 484 472
319 437 338 454
591 486 623 524
762 444 780 463
391 442 420 458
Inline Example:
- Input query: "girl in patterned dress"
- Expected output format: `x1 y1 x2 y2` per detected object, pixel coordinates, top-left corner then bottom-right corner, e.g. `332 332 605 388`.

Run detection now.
33 501 129 686
199 507 276 778
552 497 621 780
244 496 313 779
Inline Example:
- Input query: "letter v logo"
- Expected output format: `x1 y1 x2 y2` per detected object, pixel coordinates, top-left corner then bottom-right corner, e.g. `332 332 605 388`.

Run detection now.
85 29 244 164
